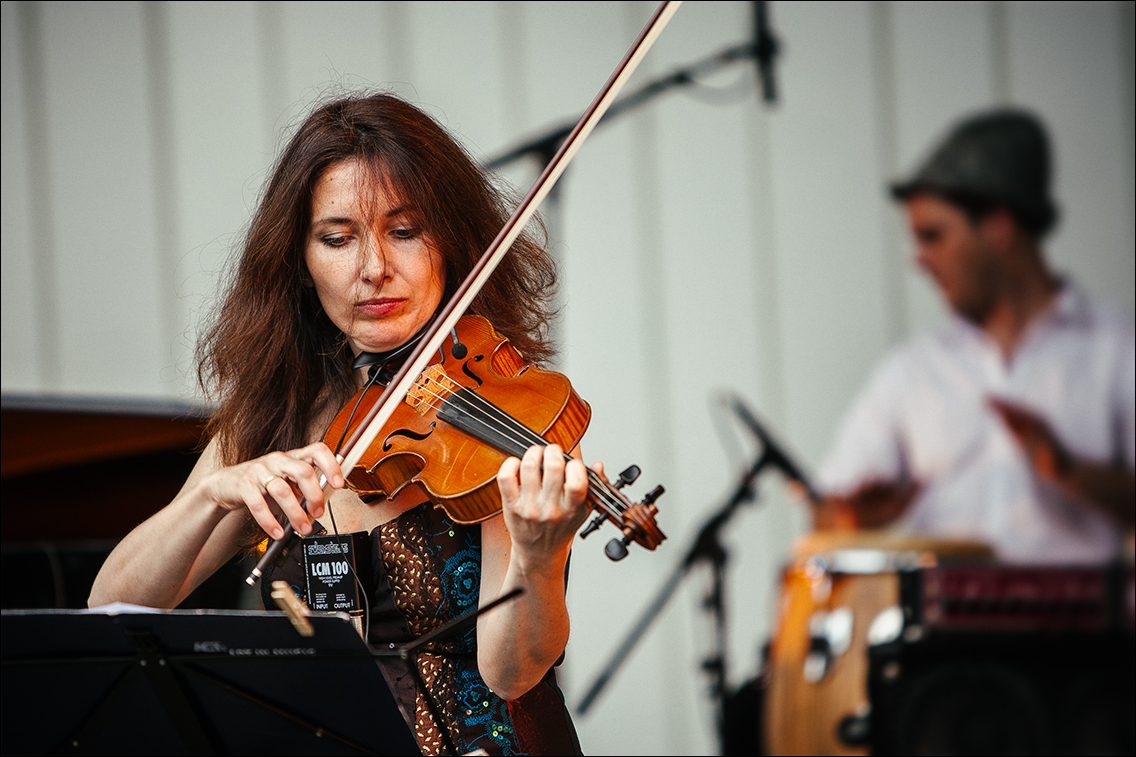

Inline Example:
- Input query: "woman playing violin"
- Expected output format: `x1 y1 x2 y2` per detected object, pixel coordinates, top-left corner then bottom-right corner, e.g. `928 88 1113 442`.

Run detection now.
90 92 590 755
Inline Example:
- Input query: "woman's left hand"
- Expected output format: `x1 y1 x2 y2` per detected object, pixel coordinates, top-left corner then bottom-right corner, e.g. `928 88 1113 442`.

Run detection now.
496 444 593 571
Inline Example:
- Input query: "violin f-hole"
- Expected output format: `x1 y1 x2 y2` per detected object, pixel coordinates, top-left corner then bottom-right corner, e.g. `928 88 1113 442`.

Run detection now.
382 422 437 452
462 355 485 386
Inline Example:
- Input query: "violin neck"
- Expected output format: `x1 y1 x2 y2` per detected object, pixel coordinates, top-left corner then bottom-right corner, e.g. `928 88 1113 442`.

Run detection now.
436 387 539 460
435 386 627 520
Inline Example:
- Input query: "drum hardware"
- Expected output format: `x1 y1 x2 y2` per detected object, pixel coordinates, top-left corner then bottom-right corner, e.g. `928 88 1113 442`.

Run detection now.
803 607 853 682
837 703 872 748
866 606 904 646
878 659 902 682
797 550 934 685
808 571 832 603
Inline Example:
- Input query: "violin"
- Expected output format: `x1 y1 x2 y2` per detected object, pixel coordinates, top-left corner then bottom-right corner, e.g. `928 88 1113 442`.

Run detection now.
247 1 680 584
323 314 666 559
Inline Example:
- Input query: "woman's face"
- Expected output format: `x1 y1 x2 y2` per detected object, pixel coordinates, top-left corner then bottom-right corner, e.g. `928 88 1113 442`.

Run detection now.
304 160 444 355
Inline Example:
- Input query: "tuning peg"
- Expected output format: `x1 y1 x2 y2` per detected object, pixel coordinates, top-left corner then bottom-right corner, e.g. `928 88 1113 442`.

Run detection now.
579 513 607 539
642 485 665 506
581 465 643 539
604 537 630 561
615 465 641 489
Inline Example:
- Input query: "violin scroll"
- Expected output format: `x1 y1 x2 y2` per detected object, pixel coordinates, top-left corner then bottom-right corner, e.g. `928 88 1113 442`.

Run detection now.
580 465 666 561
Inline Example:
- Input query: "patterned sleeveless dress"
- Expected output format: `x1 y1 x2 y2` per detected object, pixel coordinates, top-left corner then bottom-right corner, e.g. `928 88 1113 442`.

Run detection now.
262 501 582 756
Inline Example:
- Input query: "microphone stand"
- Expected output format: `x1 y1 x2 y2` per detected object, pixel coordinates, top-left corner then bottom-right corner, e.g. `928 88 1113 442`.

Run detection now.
484 1 778 173
482 4 778 366
576 447 778 755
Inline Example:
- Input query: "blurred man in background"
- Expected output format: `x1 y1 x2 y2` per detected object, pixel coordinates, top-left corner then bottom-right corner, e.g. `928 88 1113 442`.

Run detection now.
813 110 1134 564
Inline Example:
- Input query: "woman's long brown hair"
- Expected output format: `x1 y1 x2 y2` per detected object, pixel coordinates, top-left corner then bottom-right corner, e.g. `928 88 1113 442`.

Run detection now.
198 93 558 475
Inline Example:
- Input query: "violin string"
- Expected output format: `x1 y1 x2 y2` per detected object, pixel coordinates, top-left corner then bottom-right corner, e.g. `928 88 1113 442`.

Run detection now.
407 378 629 517
407 378 630 516
336 368 629 518
450 387 626 512
412 380 558 459
452 391 629 513
390 370 634 522
409 380 538 454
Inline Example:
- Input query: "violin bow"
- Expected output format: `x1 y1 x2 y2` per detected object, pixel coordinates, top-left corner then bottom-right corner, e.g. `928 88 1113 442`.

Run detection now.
250 0 681 584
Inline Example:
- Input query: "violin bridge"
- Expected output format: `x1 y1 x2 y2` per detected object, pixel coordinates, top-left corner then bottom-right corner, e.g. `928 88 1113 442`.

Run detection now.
407 364 459 415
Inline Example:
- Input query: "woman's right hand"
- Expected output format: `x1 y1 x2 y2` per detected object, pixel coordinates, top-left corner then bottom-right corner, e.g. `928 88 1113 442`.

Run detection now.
201 442 345 540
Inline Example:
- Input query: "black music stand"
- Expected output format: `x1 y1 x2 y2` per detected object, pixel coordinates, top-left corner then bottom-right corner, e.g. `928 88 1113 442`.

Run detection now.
1 607 420 756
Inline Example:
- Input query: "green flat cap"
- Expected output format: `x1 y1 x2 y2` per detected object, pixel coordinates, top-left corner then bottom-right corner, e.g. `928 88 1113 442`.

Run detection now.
891 109 1057 235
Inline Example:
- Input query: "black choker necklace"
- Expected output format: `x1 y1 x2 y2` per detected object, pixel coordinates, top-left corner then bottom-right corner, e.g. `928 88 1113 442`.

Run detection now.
350 320 434 385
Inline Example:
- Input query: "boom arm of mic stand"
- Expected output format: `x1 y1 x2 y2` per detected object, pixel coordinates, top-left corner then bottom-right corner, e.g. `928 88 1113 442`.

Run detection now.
485 41 758 172
370 587 525 660
576 450 772 715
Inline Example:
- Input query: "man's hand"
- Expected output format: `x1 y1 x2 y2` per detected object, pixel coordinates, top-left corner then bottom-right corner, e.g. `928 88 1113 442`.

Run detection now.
813 479 922 531
990 397 1135 529
988 398 1072 483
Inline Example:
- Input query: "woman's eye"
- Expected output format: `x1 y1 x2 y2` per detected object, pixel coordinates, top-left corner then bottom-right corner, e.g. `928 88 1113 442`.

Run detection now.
321 235 350 248
391 227 418 240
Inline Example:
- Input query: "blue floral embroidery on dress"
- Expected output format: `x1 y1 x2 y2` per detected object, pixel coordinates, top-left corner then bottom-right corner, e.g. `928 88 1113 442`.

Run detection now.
434 515 482 618
443 547 481 613
428 511 521 754
455 666 516 754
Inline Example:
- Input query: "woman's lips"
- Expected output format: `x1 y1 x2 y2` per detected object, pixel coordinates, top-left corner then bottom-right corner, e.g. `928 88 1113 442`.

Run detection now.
357 298 405 316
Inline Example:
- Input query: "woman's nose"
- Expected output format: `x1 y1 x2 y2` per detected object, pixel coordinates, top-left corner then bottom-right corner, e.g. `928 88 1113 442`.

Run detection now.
360 239 388 284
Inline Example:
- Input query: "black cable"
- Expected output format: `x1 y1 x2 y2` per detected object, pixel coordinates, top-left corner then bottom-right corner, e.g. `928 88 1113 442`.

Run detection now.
334 360 388 456
321 498 372 647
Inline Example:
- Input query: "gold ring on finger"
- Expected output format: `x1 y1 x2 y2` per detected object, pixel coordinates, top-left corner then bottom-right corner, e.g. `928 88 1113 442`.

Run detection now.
262 474 282 489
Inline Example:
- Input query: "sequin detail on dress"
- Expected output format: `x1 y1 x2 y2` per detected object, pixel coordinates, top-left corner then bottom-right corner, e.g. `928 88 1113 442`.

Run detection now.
378 504 519 756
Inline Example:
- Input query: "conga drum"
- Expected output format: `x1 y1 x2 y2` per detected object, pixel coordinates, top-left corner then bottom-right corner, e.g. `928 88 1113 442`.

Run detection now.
763 530 992 756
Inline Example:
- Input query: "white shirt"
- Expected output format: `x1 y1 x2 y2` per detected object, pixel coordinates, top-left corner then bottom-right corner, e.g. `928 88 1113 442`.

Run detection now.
817 283 1135 564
